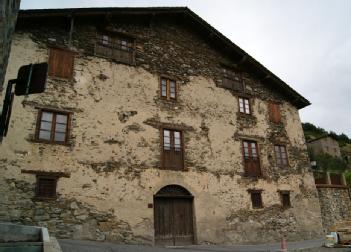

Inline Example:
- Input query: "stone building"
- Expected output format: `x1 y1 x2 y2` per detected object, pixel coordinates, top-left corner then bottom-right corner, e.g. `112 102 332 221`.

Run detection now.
308 136 342 158
0 0 21 90
0 7 324 245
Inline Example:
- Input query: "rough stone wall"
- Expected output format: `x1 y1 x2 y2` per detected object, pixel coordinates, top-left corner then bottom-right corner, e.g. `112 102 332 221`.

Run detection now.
0 16 323 245
317 187 351 231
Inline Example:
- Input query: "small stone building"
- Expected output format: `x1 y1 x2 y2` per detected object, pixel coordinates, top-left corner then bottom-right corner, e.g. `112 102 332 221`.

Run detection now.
0 7 323 245
308 136 342 158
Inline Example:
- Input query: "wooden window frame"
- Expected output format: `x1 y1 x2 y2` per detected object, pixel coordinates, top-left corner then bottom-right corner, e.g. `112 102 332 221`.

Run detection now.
35 175 58 200
238 97 251 115
242 140 262 177
48 47 75 80
268 101 281 123
35 109 72 145
160 77 177 101
249 190 263 209
279 191 291 208
160 128 185 171
274 145 289 167
95 32 135 65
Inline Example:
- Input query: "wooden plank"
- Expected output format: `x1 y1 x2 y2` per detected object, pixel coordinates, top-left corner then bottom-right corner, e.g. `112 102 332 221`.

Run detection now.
154 197 174 246
268 102 281 123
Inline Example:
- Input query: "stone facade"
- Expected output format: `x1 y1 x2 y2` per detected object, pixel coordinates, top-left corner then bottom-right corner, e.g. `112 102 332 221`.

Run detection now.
0 8 323 245
0 0 21 90
308 136 342 158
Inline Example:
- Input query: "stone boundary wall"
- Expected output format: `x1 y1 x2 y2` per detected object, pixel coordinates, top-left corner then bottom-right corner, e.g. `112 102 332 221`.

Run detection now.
317 187 351 231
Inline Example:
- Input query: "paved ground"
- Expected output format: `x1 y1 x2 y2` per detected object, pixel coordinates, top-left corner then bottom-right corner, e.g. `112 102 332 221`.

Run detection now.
58 239 351 252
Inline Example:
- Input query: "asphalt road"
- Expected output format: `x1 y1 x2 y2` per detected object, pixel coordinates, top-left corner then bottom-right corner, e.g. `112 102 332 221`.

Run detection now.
58 238 351 252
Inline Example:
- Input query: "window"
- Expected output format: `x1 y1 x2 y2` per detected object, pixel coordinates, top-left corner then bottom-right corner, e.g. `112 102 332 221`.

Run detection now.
162 129 184 170
250 190 263 208
36 175 57 199
268 102 281 123
95 33 135 64
313 172 327 185
239 97 251 114
36 110 71 144
274 145 288 166
160 77 177 100
280 191 291 208
242 140 261 177
221 68 244 92
48 48 75 79
330 173 343 185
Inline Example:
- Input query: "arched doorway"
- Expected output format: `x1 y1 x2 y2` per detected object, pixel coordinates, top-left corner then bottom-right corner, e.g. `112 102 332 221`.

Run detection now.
154 185 195 246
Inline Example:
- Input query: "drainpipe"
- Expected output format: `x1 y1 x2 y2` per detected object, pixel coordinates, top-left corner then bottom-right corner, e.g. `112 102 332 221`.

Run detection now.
68 15 74 48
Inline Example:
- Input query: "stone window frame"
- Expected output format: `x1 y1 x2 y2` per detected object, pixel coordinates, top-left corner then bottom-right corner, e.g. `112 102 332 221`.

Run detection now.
274 144 289 167
160 125 186 171
278 190 291 208
160 76 177 101
248 189 263 209
34 108 73 146
21 170 70 201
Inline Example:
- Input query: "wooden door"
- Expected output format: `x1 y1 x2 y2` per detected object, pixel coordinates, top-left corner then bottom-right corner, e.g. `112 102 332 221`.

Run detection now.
172 198 194 245
154 195 194 246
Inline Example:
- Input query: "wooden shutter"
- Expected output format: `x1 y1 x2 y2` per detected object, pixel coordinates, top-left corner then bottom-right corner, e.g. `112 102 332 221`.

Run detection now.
49 48 74 79
232 80 244 92
222 78 234 89
330 173 342 185
250 191 263 208
268 102 281 123
221 78 244 92
37 176 57 198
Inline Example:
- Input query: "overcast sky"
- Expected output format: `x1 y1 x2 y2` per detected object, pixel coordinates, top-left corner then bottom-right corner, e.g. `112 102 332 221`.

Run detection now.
21 0 351 136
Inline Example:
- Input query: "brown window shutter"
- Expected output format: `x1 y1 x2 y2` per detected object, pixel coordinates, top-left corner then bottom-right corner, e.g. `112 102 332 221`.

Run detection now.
61 50 74 79
49 48 74 79
268 102 281 123
49 48 60 77
37 176 57 198
330 173 342 185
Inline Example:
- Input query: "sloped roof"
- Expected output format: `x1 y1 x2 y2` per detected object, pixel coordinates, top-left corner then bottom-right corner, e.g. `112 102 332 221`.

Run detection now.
18 7 310 109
